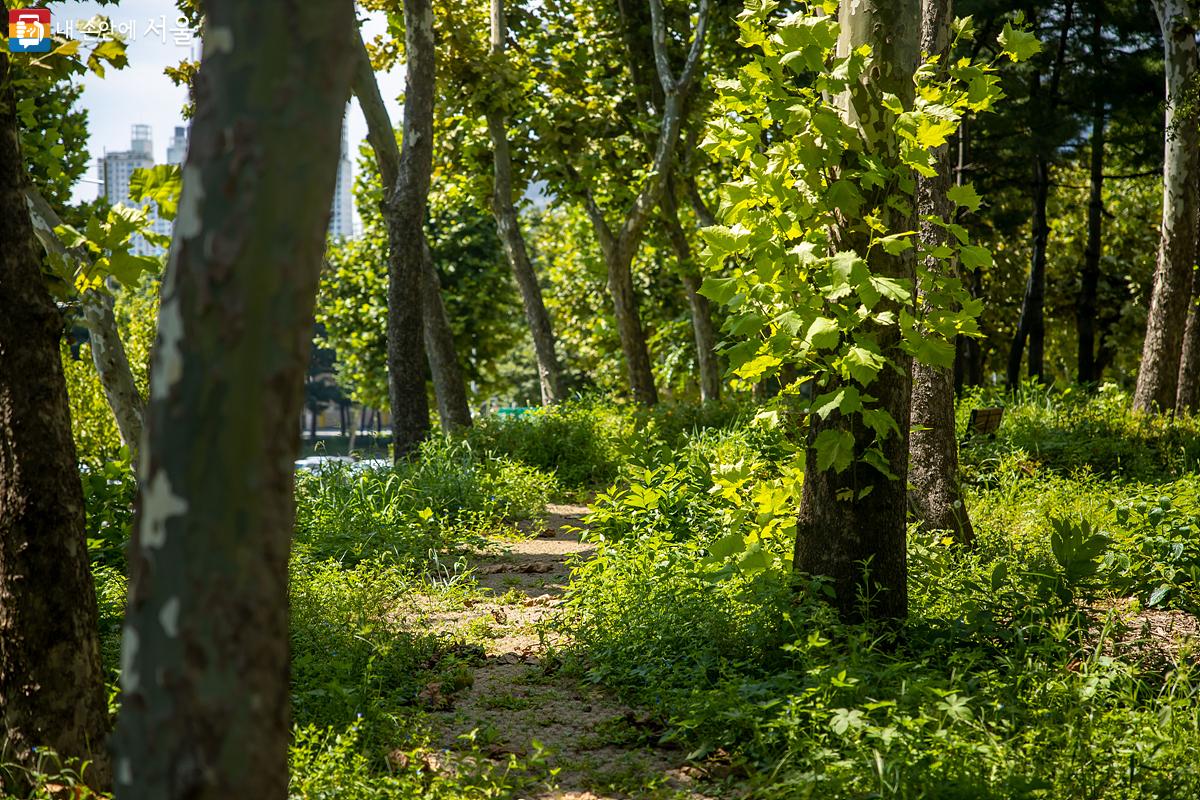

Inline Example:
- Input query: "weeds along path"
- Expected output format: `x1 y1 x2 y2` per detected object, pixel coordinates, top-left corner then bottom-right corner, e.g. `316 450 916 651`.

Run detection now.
401 504 712 799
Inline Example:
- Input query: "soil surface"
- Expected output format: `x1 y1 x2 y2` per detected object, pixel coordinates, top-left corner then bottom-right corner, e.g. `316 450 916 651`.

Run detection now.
400 504 713 799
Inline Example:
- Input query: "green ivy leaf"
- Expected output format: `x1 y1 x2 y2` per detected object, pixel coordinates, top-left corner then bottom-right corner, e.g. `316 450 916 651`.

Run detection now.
814 428 855 473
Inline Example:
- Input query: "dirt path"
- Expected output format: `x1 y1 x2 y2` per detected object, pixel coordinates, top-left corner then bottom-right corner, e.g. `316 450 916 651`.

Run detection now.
404 504 711 799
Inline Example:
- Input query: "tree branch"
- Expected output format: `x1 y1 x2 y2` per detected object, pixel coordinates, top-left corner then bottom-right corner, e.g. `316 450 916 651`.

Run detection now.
351 29 401 193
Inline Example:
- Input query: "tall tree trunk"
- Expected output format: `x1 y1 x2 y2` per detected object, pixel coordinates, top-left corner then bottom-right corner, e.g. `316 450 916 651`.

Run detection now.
1133 0 1199 413
111 5 355 799
487 0 565 406
1007 1 1075 387
661 183 720 402
1007 117 1051 387
0 43 111 793
1176 239 1200 410
26 187 145 468
421 240 472 431
577 0 710 406
386 0 437 459
1078 26 1106 387
793 0 919 622
909 0 974 547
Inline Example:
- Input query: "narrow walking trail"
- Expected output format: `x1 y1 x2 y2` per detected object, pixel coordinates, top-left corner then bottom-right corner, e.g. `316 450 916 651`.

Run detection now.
399 504 713 799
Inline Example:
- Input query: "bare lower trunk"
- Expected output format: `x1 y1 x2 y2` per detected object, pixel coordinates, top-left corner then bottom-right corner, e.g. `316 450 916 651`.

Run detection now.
0 44 111 793
1176 262 1200 410
25 187 145 467
606 244 660 405
111 4 355 799
421 240 472 431
1134 0 1199 413
794 0 919 622
662 185 720 402
909 0 974 546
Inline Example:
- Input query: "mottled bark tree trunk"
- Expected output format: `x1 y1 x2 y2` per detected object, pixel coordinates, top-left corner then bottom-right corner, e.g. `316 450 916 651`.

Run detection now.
110 4 355 799
1133 0 1199 413
1176 228 1200 410
1007 2 1074 387
662 183 720 402
386 0 437 458
0 43 111 794
26 187 145 467
354 28 470 439
1077 6 1106 387
794 0 919 622
909 0 974 546
578 0 710 406
421 240 472 431
488 0 564 406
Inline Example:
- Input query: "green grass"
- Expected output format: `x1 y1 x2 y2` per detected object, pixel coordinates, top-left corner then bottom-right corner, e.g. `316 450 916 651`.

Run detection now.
54 390 1200 799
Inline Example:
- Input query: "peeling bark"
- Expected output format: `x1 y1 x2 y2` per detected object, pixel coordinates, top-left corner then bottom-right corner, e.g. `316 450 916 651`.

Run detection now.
909 0 974 547
0 41 111 794
110 4 356 798
1133 0 1199 413
488 0 565 406
25 187 145 467
578 0 711 406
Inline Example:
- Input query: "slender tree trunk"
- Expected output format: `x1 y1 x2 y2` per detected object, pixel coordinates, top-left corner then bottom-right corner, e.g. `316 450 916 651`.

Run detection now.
662 184 720 402
1134 0 1200 413
111 5 355 799
0 43 111 793
1008 1 1075 387
487 0 564 406
953 121 975 394
794 0 919 621
1078 28 1106 387
385 0 437 459
1007 150 1050 386
309 406 318 440
909 0 974 546
1176 239 1200 410
26 187 145 467
421 240 472 431
1077 6 1107 388
576 0 710 407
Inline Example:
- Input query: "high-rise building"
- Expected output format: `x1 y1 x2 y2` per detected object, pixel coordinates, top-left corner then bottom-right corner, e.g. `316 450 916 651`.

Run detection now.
98 125 170 258
167 125 188 166
329 120 355 239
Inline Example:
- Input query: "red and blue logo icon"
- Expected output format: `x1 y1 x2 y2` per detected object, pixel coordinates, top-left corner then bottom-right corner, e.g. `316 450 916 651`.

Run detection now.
9 8 52 53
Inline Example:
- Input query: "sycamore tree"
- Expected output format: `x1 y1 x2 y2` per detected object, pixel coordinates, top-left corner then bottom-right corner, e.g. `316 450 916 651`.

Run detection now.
699 0 1035 619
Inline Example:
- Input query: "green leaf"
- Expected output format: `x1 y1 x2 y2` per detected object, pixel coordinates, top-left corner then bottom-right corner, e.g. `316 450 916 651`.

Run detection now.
959 245 992 269
814 428 855 473
998 23 1041 62
700 224 751 257
805 317 841 351
946 183 982 212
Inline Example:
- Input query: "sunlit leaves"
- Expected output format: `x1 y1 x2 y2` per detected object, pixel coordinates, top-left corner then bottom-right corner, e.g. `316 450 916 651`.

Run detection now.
999 22 1042 62
698 1 1036 482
